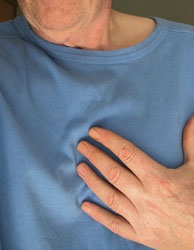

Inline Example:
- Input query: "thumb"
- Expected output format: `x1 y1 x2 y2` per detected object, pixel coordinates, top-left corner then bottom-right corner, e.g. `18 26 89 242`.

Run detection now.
182 116 194 164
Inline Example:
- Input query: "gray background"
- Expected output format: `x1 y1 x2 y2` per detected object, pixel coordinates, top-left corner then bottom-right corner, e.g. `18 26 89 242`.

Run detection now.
16 0 194 26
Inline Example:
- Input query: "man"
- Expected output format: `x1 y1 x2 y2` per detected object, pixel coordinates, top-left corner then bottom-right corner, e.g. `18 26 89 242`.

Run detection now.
17 0 156 50
0 0 194 249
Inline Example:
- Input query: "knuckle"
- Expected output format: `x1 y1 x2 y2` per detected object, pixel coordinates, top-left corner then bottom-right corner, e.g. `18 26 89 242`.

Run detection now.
163 183 179 200
153 174 177 198
108 165 121 185
119 143 136 163
106 191 118 210
110 217 120 235
163 183 176 198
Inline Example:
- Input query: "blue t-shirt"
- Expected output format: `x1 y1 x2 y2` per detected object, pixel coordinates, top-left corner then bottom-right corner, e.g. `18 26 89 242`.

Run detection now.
0 14 194 250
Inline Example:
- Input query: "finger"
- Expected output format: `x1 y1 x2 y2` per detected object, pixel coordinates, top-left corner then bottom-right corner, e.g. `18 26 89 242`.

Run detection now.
182 116 194 163
81 201 139 243
88 127 164 181
77 140 144 200
77 163 139 225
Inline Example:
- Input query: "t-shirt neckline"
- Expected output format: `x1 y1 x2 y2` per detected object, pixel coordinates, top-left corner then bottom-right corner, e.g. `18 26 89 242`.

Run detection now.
13 14 168 64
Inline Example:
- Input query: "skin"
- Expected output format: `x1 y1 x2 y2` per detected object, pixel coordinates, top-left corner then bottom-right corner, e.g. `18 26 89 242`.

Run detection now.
77 116 194 250
17 1 194 248
17 0 156 50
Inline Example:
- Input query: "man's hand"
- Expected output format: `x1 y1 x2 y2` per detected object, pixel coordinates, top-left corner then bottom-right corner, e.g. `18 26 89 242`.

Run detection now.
76 116 194 250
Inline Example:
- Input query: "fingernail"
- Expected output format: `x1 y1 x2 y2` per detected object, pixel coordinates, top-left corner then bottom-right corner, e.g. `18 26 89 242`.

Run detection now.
77 141 87 154
77 164 87 177
89 127 101 139
82 203 92 214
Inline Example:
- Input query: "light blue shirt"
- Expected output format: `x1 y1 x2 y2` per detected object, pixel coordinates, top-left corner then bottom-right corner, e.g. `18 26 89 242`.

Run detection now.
0 14 194 250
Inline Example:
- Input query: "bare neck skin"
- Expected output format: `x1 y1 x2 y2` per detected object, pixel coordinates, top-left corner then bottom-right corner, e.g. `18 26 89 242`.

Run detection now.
17 0 156 50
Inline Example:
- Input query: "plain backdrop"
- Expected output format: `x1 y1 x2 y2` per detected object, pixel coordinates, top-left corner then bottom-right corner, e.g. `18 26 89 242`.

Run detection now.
16 0 194 26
